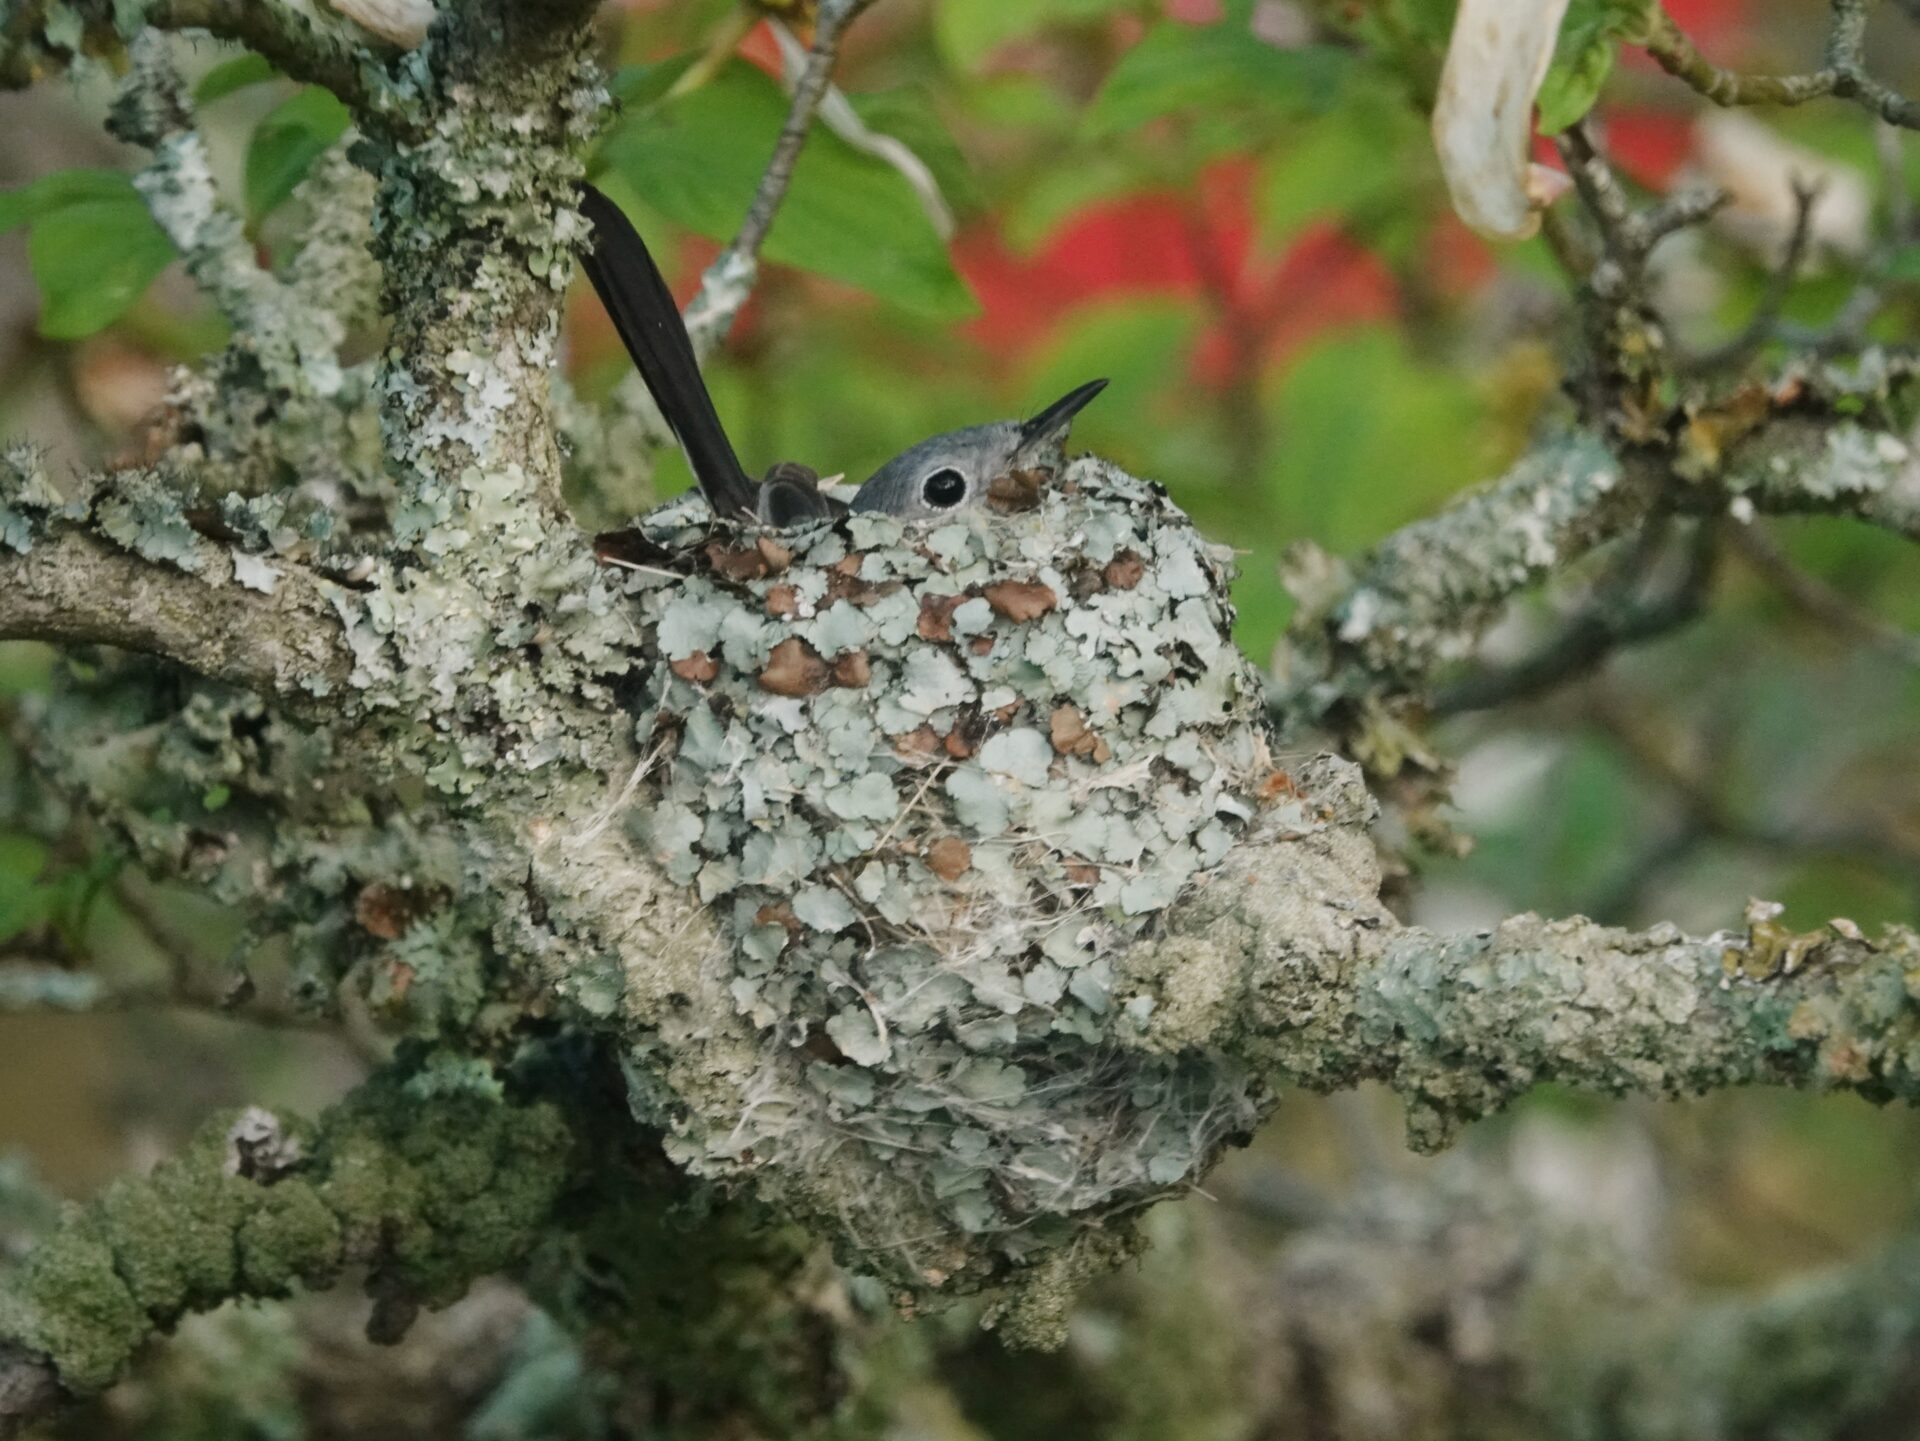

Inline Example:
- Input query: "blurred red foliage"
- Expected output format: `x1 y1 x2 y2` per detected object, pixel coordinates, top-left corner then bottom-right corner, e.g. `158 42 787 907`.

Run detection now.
578 0 1747 389
956 158 1402 389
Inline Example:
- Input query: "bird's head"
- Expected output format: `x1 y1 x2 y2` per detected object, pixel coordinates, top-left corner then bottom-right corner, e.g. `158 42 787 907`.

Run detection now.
849 378 1109 520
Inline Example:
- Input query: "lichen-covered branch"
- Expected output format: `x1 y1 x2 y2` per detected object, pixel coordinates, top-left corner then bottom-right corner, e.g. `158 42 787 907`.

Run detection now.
1643 0 1920 130
1274 431 1644 709
1120 759 1920 1148
0 459 353 700
110 34 350 395
1433 520 1718 716
0 0 374 105
1274 359 1920 751
1720 411 1920 539
0 1074 576 1436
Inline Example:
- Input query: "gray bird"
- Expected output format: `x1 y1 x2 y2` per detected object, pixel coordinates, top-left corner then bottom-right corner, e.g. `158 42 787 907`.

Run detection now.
847 378 1110 519
577 183 1106 528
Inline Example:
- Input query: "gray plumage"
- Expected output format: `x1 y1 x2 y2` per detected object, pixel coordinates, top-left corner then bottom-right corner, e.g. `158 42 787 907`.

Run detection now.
849 378 1109 520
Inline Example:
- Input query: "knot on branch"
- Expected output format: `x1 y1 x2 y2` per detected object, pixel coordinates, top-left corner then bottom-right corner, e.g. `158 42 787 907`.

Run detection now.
566 459 1296 1304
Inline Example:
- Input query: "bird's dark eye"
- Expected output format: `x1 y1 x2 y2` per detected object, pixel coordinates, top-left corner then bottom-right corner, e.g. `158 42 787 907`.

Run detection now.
921 467 967 508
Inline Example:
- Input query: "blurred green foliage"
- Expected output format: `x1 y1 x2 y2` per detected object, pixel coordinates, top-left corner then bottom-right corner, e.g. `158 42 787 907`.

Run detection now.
0 171 175 339
1538 0 1654 134
596 59 974 317
244 87 350 222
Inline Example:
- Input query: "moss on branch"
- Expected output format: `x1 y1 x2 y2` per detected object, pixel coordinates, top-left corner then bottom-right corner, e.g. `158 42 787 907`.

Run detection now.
0 1069 575 1428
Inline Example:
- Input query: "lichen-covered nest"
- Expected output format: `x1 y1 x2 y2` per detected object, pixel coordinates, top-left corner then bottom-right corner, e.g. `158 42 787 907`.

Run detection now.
589 458 1282 1299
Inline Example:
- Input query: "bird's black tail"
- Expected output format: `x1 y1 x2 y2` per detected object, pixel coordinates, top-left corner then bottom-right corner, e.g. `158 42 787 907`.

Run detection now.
576 184 757 521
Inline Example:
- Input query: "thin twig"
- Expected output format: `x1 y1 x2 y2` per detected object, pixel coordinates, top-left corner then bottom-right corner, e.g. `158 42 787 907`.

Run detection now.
1684 179 1823 373
1592 695 1920 879
1726 522 1920 667
1643 0 1920 130
0 951 333 1033
1643 3 1840 109
1557 123 1636 263
1637 185 1732 249
765 17 954 240
1558 123 1727 268
682 0 879 360
0 879 330 1035
1434 523 1719 716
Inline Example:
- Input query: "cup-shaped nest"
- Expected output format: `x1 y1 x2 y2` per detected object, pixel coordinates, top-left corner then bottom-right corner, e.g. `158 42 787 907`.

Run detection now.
603 458 1281 1300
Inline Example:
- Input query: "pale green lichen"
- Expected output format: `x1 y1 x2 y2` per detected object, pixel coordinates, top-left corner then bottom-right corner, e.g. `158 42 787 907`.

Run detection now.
568 459 1280 1294
0 446 75 553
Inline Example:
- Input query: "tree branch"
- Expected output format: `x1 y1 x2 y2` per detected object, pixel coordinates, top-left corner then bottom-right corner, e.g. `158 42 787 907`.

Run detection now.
1721 413 1920 540
1682 179 1823 375
681 0 880 360
1 0 373 107
1644 0 1920 129
0 458 354 701
1121 758 1920 1150
1274 432 1649 716
0 939 337 1032
110 32 347 395
0 525 352 699
1432 521 1718 717
1275 364 1920 748
0 1075 576 1437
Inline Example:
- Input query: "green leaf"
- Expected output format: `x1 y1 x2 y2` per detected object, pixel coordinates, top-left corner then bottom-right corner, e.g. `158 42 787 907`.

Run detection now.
245 86 351 221
609 55 700 109
1537 0 1653 134
195 51 279 103
1259 102 1419 246
1266 326 1490 552
1885 245 1920 283
1002 152 1148 252
0 168 142 235
1022 297 1199 455
935 0 1144 71
28 195 177 339
1536 40 1614 134
1084 22 1351 136
593 61 975 320
848 87 983 218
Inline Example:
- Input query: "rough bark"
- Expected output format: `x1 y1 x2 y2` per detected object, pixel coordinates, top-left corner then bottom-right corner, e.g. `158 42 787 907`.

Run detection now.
0 510 353 702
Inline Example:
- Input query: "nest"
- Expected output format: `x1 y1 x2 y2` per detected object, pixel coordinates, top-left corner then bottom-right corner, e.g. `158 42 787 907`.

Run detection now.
599 458 1279 1299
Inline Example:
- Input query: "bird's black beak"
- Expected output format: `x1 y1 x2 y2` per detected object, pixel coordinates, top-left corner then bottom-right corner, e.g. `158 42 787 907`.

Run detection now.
1019 378 1109 444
